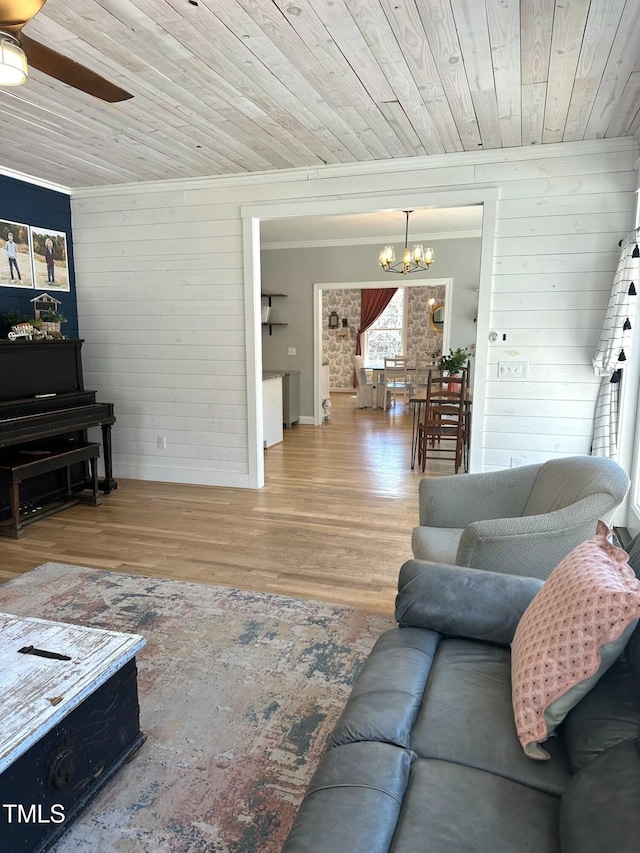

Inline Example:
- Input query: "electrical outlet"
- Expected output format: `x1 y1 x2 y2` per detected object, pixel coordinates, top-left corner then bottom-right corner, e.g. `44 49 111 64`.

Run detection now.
288 347 296 356
157 435 166 449
511 456 525 468
498 361 528 379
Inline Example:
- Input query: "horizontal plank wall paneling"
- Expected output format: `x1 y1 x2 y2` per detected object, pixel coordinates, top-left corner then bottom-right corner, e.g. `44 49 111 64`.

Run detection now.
487 141 637 470
73 183 247 486
71 138 640 483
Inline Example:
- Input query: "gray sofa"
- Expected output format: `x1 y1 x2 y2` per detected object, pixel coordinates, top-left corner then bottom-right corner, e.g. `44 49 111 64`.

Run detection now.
282 560 640 853
412 455 630 579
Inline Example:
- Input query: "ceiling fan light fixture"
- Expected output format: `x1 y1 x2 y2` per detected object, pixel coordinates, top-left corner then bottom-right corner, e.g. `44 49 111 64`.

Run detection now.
0 32 28 86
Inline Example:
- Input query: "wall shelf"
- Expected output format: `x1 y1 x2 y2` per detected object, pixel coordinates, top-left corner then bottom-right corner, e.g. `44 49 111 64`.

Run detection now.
262 322 288 335
261 293 287 334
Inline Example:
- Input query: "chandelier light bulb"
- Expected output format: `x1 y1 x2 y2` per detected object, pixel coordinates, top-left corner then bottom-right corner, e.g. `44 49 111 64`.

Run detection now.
379 246 395 268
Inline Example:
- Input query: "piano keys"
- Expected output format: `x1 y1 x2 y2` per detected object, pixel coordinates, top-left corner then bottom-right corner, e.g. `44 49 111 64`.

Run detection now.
0 339 116 527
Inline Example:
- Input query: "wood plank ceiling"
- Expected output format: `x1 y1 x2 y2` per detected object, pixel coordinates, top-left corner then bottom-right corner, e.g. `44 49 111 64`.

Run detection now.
0 0 639 188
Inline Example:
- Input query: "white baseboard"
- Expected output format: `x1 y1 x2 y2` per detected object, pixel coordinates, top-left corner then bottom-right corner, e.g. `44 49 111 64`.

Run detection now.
113 461 252 489
298 416 314 425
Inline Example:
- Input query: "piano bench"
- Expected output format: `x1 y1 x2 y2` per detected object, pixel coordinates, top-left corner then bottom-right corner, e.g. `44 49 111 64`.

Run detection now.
0 441 102 539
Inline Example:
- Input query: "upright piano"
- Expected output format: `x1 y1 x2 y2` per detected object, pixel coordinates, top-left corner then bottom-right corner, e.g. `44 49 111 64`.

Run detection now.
0 339 116 525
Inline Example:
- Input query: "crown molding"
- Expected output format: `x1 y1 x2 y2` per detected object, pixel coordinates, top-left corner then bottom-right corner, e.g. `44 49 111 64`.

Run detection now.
0 165 71 195
261 229 482 251
70 137 640 199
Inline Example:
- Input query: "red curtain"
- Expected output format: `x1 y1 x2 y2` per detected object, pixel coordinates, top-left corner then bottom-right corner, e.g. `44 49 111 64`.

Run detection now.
353 287 397 385
355 288 398 357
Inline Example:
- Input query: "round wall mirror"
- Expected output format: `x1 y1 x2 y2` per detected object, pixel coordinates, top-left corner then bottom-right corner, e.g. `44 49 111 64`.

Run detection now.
429 302 445 333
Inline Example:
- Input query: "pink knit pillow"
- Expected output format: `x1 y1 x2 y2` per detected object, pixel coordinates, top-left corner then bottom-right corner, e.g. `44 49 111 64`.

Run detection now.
511 521 640 760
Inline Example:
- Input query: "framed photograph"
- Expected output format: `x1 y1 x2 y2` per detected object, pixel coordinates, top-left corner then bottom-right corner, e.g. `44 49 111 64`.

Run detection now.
30 227 70 291
0 219 33 288
336 329 349 342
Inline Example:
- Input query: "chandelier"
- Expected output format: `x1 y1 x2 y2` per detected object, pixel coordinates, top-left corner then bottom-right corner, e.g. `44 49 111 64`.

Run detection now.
379 210 434 275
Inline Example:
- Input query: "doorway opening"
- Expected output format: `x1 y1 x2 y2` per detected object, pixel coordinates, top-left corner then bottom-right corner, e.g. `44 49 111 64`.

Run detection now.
313 278 455 421
243 190 498 488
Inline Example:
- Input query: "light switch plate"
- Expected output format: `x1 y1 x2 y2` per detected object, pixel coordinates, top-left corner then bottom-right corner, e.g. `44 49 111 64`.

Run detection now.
498 361 528 379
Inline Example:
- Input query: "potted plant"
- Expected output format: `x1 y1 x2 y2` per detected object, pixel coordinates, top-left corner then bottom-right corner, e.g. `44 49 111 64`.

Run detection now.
40 309 66 335
438 347 469 391
439 347 469 374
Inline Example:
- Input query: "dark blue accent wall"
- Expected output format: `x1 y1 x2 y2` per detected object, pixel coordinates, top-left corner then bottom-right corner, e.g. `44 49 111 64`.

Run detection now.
0 174 78 338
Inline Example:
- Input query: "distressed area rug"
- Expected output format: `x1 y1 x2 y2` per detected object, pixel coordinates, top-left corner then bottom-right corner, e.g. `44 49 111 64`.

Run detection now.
0 563 394 853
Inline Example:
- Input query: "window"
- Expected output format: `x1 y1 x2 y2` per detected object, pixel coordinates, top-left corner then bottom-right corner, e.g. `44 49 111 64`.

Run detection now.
365 289 405 367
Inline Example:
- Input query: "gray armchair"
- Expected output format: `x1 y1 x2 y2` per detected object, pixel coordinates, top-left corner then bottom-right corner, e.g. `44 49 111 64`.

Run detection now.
411 455 630 579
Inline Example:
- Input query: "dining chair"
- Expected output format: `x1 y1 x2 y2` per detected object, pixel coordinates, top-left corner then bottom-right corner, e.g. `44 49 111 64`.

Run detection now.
383 356 412 411
413 358 438 390
417 368 467 473
461 361 472 472
353 355 375 408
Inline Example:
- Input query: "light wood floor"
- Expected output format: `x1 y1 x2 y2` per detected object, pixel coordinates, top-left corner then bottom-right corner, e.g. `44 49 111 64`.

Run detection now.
0 394 455 614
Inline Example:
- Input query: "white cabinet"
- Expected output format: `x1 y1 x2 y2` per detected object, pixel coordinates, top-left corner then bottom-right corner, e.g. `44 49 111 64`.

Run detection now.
262 375 283 448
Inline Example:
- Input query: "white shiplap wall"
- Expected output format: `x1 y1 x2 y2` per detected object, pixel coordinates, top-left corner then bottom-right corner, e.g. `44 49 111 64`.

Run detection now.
70 138 639 486
486 146 638 469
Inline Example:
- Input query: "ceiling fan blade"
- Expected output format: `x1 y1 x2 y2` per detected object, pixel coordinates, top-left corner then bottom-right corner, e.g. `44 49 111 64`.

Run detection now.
0 0 47 33
20 34 133 102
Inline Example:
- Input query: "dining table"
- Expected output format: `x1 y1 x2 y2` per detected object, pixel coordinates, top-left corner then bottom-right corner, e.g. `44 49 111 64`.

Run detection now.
366 365 417 410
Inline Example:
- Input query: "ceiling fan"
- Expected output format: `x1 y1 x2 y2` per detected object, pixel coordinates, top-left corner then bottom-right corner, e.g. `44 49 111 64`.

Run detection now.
0 0 132 102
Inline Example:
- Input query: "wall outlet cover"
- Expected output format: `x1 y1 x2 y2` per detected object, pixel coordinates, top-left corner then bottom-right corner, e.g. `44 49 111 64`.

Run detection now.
288 347 296 356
